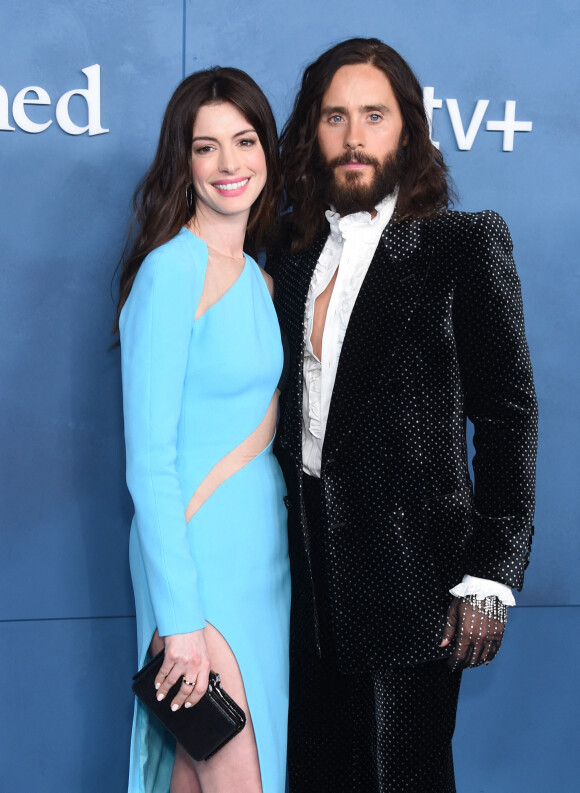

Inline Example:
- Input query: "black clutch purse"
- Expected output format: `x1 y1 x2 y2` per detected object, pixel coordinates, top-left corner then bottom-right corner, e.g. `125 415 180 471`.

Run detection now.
132 650 246 761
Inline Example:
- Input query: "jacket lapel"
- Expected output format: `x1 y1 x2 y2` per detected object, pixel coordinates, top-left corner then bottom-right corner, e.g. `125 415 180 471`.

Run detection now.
322 217 431 468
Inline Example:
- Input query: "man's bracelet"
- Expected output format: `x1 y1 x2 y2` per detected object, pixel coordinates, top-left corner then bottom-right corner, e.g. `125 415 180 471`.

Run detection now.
463 594 508 624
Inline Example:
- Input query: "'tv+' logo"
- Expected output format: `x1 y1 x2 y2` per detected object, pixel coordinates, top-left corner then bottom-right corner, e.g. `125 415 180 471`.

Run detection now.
423 87 532 152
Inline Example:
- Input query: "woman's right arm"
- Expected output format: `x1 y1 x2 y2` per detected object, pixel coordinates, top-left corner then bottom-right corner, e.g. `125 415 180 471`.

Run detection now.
120 245 210 706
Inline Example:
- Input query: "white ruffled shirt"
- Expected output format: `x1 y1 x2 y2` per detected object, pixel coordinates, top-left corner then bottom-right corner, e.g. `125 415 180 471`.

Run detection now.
301 194 515 606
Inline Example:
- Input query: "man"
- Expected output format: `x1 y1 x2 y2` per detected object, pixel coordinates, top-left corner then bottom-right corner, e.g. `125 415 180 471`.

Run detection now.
269 38 537 793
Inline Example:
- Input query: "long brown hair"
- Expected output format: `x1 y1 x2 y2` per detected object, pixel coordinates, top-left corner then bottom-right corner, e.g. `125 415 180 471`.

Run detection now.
113 67 280 334
280 38 453 249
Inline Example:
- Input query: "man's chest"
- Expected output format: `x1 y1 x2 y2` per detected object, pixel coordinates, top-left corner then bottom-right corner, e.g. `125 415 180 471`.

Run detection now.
309 268 338 361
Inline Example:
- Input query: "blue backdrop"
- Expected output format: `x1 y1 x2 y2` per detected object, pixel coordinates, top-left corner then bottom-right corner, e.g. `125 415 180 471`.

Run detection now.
1 1 578 790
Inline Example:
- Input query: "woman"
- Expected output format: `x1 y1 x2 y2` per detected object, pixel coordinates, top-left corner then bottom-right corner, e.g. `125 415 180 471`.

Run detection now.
114 68 290 793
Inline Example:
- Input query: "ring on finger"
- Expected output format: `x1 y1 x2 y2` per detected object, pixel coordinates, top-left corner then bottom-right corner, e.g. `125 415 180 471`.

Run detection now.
183 677 196 687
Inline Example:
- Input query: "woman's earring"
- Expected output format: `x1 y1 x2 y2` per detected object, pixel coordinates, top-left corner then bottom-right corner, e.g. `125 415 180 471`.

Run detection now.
185 183 195 213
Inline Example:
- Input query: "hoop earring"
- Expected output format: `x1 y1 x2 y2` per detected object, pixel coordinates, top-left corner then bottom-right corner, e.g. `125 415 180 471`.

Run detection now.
185 183 195 213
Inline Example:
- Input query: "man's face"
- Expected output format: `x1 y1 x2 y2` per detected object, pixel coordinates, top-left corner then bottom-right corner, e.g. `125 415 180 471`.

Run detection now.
317 63 405 214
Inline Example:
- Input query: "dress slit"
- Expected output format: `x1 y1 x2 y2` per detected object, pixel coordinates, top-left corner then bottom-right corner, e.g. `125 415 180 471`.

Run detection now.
202 620 263 786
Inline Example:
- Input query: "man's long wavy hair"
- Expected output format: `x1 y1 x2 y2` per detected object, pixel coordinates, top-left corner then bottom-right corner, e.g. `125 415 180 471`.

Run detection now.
113 67 281 336
280 38 453 250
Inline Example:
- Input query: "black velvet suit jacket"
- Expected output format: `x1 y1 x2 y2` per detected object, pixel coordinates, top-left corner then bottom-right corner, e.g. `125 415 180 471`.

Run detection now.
270 209 538 672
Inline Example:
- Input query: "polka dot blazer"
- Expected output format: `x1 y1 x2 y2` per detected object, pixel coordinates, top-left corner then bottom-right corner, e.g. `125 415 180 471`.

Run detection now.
269 209 538 673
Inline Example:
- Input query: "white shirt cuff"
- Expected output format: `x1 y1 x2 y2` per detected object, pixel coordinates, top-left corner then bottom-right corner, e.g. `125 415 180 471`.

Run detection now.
449 575 516 606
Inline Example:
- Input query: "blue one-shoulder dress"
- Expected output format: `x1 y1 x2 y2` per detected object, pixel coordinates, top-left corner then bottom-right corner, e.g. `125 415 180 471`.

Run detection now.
120 227 290 793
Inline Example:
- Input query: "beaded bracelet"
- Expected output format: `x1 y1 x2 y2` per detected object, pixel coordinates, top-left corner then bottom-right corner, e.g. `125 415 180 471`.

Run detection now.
463 594 508 624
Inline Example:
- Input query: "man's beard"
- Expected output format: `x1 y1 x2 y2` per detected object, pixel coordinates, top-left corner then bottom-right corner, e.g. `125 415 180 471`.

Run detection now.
321 143 406 216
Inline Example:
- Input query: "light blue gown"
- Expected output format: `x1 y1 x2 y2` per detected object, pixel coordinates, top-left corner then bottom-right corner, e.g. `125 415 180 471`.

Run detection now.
120 227 290 793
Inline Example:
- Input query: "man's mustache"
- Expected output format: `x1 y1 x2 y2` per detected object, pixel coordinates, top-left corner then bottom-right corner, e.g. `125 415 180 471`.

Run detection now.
327 151 381 169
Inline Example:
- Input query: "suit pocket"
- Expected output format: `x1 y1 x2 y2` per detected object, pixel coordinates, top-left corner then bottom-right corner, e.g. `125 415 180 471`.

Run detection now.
424 486 474 589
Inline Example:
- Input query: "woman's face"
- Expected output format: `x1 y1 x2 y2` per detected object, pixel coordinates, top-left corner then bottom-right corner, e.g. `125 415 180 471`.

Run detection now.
190 101 267 222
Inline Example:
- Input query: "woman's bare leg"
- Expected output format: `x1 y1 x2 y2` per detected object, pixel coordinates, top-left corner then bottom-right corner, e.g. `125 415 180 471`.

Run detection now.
169 622 262 793
171 744 202 793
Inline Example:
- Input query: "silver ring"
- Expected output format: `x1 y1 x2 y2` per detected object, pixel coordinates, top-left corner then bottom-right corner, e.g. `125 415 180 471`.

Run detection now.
182 677 196 687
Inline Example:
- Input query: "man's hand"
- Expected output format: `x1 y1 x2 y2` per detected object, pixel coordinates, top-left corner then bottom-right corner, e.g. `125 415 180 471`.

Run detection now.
439 596 505 671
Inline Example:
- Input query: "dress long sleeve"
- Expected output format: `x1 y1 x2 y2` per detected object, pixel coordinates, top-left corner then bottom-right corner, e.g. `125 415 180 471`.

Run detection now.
120 241 206 637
